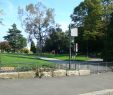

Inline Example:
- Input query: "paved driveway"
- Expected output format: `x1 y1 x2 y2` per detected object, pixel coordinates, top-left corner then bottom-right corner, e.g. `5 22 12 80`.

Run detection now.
0 72 113 95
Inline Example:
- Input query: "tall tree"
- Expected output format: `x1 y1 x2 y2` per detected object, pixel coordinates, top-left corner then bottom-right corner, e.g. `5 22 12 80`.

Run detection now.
101 0 113 61
44 27 69 54
71 1 87 27
4 24 27 52
71 0 113 56
18 2 54 54
102 12 113 61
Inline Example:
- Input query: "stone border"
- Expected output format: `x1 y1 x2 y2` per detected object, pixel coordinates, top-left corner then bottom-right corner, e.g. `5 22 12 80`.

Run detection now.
79 89 113 95
0 71 35 79
0 69 90 79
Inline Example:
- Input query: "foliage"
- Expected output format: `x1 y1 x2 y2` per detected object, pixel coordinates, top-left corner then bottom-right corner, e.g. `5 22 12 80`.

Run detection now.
102 12 113 61
71 0 113 56
20 48 30 54
18 2 54 54
30 40 36 53
0 41 11 52
4 24 27 52
43 26 69 53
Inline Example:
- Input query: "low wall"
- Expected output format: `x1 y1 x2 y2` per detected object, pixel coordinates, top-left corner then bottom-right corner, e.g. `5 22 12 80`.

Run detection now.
0 69 90 79
80 89 113 95
0 71 35 79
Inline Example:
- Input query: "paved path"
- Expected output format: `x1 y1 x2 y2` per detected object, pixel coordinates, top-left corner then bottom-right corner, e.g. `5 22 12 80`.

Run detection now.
0 72 113 95
38 57 112 73
38 56 103 64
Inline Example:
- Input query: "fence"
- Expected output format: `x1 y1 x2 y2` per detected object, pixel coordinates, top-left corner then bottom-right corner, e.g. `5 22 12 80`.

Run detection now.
54 61 113 74
0 61 113 74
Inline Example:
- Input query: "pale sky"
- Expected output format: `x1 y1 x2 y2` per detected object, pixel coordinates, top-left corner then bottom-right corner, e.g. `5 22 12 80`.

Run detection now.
0 0 83 41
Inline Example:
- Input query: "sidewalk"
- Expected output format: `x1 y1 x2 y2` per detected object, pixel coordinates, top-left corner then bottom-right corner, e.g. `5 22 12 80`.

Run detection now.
0 72 113 95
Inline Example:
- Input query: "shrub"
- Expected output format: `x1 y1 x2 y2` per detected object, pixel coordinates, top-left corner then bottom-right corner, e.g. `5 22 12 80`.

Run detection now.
20 48 30 54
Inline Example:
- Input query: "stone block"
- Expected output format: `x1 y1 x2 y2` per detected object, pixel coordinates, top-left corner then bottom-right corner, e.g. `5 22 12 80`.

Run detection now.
53 69 66 77
0 67 15 71
79 70 90 76
67 70 79 76
42 71 52 77
0 71 35 79
18 71 35 79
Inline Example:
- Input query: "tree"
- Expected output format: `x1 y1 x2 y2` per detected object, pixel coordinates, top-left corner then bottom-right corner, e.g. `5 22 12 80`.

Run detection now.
71 1 87 27
18 2 54 54
0 41 11 52
4 24 27 52
71 0 113 56
102 12 113 61
30 40 36 53
44 27 69 54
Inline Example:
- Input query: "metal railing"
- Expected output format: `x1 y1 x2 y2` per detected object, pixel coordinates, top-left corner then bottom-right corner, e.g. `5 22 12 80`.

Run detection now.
0 61 113 74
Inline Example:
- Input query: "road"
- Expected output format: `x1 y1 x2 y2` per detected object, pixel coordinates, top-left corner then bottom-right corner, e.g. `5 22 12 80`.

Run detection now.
0 72 113 95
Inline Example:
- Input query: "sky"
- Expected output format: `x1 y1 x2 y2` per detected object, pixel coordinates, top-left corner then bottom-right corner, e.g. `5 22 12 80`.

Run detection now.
0 0 83 41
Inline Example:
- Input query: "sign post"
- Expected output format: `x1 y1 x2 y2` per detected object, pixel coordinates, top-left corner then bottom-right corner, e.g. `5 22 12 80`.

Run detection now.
69 25 78 69
69 24 71 69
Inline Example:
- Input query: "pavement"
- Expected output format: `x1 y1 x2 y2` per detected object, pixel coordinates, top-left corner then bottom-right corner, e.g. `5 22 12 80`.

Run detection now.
0 72 113 95
38 57 112 73
38 56 103 64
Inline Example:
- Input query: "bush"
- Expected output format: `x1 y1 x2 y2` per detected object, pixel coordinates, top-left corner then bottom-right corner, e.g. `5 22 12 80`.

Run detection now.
20 48 30 54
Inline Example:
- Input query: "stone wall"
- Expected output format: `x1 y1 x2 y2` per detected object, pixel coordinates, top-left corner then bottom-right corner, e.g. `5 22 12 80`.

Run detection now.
0 69 90 79
0 71 35 79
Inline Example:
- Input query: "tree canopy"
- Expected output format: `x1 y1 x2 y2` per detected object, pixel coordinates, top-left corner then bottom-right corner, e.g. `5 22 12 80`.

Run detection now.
43 26 69 54
71 0 113 58
4 24 27 52
18 2 55 54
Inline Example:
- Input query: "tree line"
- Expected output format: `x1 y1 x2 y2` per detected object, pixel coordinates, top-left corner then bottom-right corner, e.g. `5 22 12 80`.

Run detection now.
71 0 113 61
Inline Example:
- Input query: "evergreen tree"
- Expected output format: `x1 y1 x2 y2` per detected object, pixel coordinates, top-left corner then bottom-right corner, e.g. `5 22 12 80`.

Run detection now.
4 24 27 52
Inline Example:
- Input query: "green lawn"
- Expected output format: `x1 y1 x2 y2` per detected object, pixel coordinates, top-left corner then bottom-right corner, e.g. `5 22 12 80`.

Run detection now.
0 53 54 67
41 53 90 61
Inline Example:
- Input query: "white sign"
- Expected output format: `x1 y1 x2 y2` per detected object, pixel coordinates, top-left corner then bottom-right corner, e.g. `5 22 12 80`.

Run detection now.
71 28 78 37
76 43 78 52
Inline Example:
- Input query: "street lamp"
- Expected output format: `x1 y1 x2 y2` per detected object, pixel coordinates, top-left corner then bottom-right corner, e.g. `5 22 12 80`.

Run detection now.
69 23 78 69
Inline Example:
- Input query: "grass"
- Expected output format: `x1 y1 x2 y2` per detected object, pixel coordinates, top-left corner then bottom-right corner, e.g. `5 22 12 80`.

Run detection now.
41 53 91 61
0 53 90 69
0 53 54 68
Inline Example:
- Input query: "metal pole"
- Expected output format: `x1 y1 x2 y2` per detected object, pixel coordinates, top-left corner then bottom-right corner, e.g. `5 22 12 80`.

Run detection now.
69 24 71 69
0 51 1 71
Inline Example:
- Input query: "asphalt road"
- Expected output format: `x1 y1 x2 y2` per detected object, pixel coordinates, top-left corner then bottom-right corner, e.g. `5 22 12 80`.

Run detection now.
0 72 113 95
